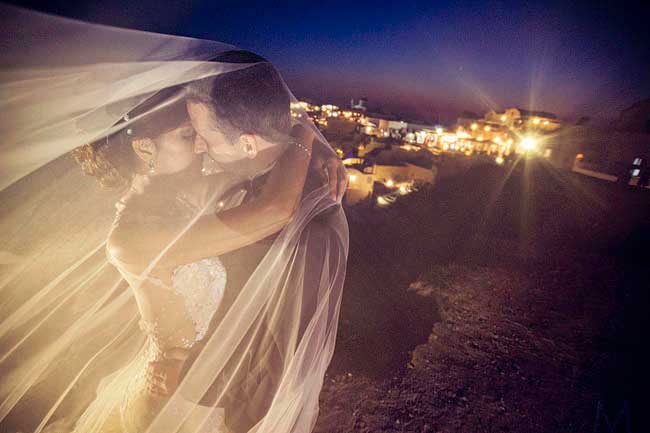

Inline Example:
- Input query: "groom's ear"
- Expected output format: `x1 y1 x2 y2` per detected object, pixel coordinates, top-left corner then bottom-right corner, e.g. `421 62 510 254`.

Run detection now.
238 134 258 159
131 138 156 164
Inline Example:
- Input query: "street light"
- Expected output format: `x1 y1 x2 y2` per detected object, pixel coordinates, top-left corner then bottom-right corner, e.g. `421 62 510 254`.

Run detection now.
521 137 537 151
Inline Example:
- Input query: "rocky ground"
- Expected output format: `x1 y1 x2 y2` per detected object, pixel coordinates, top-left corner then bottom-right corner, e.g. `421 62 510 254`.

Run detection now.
314 158 649 433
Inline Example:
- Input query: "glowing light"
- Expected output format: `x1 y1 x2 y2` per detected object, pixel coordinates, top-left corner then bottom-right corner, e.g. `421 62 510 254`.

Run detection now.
521 137 538 151
385 179 395 188
218 201 225 208
576 153 584 160
435 127 444 135
532 117 541 125
377 194 397 206
399 185 408 194
471 123 478 130
348 174 357 183
543 120 549 126
495 156 504 165
500 115 507 122
484 125 491 132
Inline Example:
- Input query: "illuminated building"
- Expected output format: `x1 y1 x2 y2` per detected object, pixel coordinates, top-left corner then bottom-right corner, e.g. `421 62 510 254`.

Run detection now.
344 167 374 205
350 97 368 112
485 108 561 131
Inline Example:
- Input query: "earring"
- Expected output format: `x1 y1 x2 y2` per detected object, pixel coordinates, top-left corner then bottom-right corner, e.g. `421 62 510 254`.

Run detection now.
148 159 155 175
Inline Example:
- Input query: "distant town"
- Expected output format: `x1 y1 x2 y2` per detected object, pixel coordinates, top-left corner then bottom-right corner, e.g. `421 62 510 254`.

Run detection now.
291 98 650 206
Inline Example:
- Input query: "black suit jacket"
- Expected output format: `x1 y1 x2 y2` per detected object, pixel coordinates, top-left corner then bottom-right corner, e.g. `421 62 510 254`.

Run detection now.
181 135 338 431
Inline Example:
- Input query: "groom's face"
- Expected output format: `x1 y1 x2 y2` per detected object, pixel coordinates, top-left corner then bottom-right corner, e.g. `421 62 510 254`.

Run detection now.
187 101 244 165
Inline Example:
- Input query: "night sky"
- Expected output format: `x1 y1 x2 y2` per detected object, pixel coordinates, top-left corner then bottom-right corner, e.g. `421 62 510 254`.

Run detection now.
7 0 650 123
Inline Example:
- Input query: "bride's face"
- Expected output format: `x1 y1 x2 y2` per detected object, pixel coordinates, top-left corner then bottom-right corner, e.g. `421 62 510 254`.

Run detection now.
152 121 200 175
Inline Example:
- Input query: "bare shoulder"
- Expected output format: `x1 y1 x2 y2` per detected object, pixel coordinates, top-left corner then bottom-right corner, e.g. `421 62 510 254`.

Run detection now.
106 218 144 267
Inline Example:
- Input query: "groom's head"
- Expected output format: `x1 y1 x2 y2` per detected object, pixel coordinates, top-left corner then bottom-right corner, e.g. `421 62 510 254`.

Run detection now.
187 52 291 175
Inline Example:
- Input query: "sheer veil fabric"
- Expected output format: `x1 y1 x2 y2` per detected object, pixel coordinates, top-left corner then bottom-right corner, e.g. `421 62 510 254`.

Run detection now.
0 4 348 433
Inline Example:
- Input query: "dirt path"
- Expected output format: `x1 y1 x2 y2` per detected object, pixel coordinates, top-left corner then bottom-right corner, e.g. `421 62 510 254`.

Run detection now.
315 159 649 433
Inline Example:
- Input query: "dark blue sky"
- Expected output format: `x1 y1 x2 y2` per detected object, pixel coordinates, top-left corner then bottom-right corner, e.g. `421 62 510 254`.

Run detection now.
8 0 650 122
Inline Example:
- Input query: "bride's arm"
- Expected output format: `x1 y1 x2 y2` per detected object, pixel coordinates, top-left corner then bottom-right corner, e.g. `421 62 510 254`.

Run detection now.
109 125 316 274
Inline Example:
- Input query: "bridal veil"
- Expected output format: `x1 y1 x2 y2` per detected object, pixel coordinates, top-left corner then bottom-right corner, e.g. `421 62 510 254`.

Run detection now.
0 4 348 432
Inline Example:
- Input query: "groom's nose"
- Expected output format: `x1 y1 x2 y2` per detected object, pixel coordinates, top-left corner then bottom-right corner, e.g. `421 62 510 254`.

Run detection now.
194 135 208 154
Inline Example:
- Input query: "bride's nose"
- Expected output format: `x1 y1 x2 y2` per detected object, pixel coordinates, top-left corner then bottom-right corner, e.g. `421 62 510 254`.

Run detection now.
193 134 208 154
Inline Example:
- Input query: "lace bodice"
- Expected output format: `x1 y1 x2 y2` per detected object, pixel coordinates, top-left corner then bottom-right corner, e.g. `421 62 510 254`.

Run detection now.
107 179 233 354
167 256 226 344
108 251 227 353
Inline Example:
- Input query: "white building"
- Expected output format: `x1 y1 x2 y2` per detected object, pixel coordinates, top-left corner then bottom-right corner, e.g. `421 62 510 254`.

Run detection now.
344 162 438 205
344 167 374 205
485 108 561 131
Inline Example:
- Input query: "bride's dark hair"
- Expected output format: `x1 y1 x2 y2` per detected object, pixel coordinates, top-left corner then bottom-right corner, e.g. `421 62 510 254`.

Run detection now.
74 87 188 188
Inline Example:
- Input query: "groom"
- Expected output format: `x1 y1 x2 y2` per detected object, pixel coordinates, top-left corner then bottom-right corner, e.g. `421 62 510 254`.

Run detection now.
190 52 345 432
154 51 346 432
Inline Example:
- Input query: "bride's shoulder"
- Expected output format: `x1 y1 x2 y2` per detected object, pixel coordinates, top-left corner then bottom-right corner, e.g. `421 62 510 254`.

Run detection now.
106 194 184 269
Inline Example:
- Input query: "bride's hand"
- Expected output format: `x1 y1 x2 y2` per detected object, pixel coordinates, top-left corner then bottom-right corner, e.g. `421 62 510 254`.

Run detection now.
312 152 347 202
145 353 187 397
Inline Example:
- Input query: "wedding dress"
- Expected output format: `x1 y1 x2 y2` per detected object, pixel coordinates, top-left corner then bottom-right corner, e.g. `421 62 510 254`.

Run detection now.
81 254 229 433
24 173 235 433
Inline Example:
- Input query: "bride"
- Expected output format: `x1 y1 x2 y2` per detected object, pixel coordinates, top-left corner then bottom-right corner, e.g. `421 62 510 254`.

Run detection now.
0 5 348 433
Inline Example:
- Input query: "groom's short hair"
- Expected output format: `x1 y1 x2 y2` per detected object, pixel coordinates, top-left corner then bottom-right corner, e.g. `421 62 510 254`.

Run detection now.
187 51 291 143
